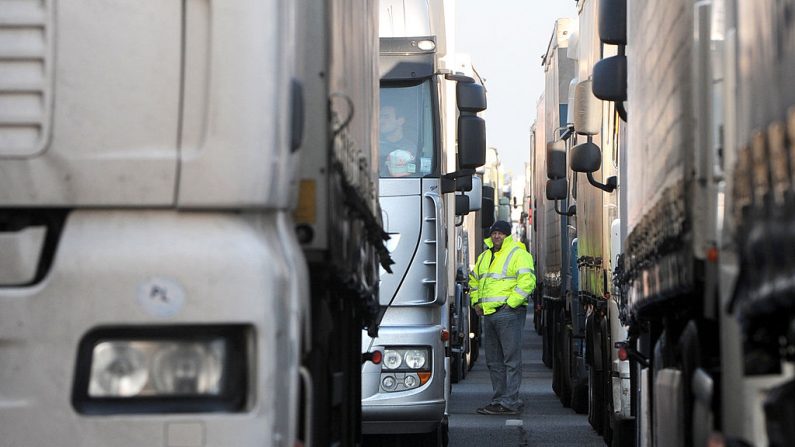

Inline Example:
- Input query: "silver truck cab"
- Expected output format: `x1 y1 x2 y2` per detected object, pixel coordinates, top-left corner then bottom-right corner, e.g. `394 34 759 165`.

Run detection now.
361 1 487 444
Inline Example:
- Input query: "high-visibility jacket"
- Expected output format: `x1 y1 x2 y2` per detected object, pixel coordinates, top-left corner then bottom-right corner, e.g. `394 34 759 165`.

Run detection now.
469 235 536 316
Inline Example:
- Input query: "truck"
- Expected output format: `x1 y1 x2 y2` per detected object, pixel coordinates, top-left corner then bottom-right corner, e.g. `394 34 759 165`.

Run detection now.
533 6 633 445
0 1 387 446
360 0 487 445
540 0 795 445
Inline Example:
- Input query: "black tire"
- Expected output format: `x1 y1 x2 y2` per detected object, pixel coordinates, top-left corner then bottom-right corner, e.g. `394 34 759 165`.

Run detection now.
679 321 702 447
571 379 589 414
450 352 462 384
551 302 562 397
561 323 574 408
601 317 614 445
542 299 554 368
469 311 480 367
417 420 448 447
587 313 604 434
611 417 635 447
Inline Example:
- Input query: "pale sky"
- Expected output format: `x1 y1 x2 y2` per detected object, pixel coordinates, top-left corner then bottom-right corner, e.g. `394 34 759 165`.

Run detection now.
456 0 577 198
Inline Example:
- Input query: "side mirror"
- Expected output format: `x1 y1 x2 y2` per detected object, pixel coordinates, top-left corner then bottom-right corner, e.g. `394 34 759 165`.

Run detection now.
571 142 617 193
458 115 486 169
457 82 487 113
547 142 567 179
574 80 602 136
592 55 627 102
481 185 495 228
599 0 627 45
571 141 602 173
465 176 483 211
455 194 470 216
546 178 568 201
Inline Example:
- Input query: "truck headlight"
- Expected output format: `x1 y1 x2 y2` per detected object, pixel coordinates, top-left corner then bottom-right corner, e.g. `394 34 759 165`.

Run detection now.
73 325 248 414
404 349 427 369
88 340 224 397
383 350 403 370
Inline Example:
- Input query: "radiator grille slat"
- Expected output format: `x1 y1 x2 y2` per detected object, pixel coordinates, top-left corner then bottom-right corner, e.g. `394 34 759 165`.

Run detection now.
0 0 51 157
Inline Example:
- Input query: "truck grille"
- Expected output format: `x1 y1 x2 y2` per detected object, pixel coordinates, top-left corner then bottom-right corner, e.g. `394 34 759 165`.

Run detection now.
0 0 52 157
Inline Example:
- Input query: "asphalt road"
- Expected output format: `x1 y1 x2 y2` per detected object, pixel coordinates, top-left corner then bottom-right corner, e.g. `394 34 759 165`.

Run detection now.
447 313 605 447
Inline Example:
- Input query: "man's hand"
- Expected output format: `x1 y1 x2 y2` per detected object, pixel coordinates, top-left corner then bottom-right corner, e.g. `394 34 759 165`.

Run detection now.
474 305 484 317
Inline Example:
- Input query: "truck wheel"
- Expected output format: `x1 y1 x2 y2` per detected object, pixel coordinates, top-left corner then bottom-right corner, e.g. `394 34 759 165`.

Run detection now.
601 317 614 445
679 321 703 446
588 314 604 434
469 311 480 366
589 362 604 434
551 303 562 397
542 299 553 368
560 320 573 407
611 417 635 447
571 379 589 414
417 419 448 447
451 352 462 384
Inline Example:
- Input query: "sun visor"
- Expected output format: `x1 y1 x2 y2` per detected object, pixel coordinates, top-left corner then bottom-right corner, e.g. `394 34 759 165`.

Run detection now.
380 54 435 80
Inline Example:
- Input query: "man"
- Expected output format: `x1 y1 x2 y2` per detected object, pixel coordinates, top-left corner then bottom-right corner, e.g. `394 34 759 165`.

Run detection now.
379 105 417 177
469 220 536 415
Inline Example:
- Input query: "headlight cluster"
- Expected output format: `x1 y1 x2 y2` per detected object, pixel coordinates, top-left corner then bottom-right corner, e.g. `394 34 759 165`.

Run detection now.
88 340 224 397
72 325 248 414
379 347 431 392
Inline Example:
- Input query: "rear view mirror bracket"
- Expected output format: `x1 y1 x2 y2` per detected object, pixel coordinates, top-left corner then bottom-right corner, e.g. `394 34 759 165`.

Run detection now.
555 202 576 216
586 173 617 193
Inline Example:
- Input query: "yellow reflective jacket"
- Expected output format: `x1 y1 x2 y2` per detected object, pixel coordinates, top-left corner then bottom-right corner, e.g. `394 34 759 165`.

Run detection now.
469 235 536 315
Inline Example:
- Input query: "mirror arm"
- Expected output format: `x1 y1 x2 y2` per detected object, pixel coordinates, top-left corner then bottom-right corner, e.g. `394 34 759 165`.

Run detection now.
586 173 618 193
559 125 575 141
443 168 476 180
554 201 576 216
616 101 628 122
455 215 465 227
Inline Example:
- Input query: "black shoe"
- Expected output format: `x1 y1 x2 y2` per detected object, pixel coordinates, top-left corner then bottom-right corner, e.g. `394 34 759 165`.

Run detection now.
476 403 501 415
482 404 521 416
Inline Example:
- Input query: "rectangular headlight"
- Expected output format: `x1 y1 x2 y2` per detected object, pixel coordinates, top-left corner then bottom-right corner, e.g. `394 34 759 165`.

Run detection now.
73 325 248 414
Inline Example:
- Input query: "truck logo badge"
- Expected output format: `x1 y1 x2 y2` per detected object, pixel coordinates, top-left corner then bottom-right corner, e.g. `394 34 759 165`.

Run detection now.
137 277 186 318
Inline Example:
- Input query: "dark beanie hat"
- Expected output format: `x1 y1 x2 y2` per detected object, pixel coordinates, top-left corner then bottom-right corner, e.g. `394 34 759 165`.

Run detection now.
489 220 511 235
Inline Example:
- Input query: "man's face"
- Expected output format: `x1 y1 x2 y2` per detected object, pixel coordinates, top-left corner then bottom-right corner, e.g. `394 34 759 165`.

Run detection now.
490 231 507 250
380 106 404 137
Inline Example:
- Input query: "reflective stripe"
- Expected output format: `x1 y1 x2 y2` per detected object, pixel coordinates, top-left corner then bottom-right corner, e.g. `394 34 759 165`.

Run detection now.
517 268 535 275
481 273 516 280
477 296 509 304
513 287 531 299
470 286 479 291
502 247 520 276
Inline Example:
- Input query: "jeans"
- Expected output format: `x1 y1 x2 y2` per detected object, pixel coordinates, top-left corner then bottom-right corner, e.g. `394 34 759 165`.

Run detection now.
483 304 527 410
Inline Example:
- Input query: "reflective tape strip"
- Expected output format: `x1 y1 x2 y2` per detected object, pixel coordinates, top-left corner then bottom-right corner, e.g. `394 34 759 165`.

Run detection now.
502 247 520 276
481 273 516 280
513 287 531 299
517 268 535 275
476 296 509 304
470 286 479 292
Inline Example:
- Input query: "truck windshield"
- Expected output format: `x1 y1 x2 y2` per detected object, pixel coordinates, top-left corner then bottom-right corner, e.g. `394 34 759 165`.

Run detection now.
379 80 436 178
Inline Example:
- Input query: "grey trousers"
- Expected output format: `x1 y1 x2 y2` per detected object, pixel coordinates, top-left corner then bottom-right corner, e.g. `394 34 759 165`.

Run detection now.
483 305 527 410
